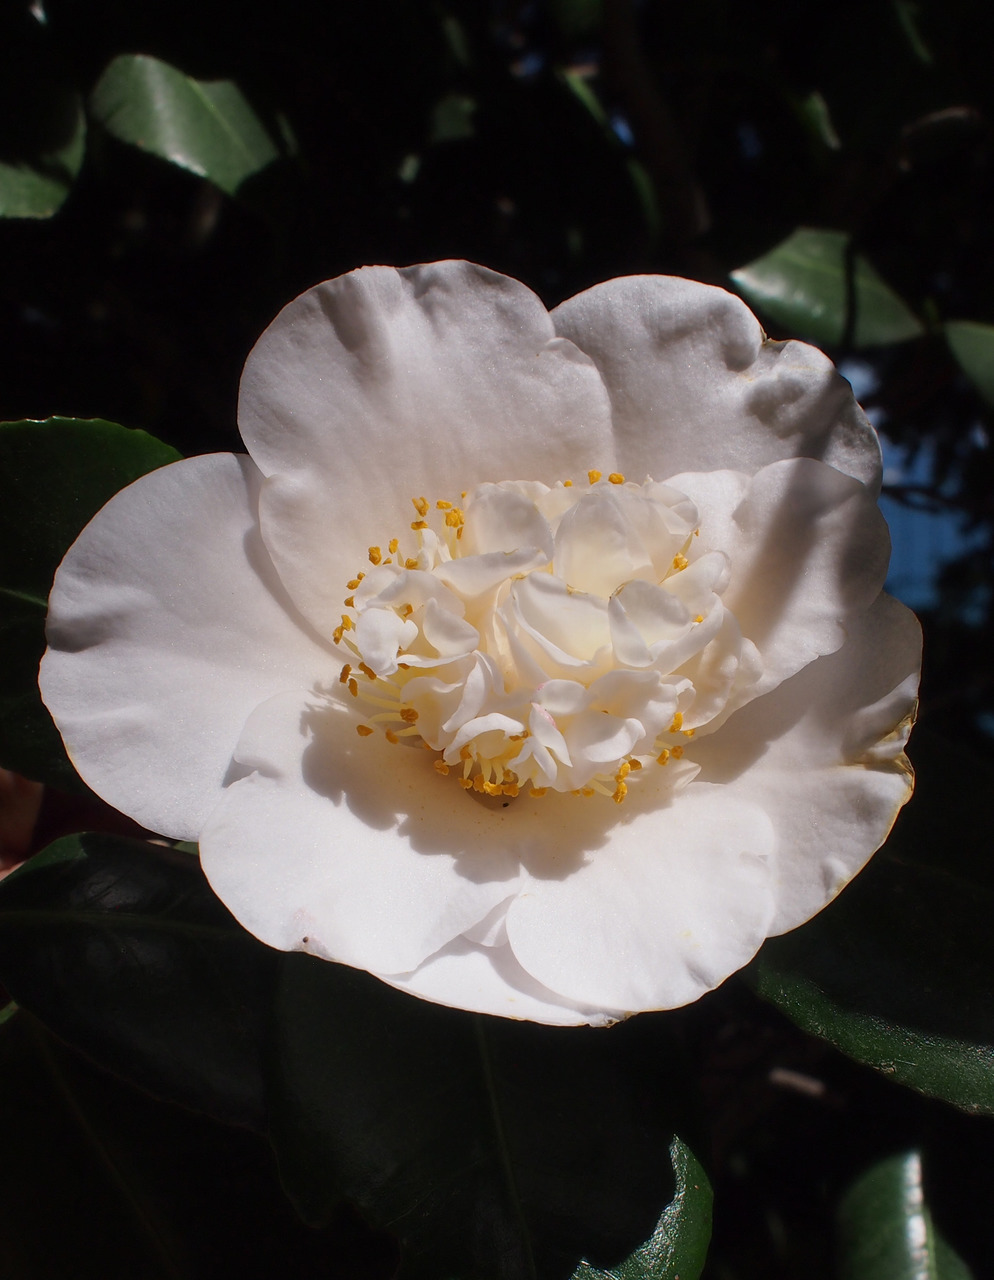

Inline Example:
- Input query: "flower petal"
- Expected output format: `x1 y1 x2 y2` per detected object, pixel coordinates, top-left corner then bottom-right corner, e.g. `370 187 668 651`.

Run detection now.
200 691 522 973
551 275 882 491
505 784 777 1011
671 459 891 694
239 261 615 635
693 592 921 934
40 454 338 840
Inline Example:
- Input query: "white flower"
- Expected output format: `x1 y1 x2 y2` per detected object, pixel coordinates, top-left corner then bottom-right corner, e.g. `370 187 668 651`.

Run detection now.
40 262 921 1026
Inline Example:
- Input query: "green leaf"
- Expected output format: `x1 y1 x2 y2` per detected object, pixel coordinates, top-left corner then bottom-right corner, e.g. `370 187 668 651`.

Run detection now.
746 730 994 1114
730 228 924 348
945 321 994 406
0 95 85 219
838 1151 972 1279
267 955 707 1279
90 54 280 197
572 1138 711 1280
0 833 276 1128
0 416 179 787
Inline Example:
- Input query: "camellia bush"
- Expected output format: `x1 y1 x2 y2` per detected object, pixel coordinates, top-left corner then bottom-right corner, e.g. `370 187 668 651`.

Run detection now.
2 3 993 1279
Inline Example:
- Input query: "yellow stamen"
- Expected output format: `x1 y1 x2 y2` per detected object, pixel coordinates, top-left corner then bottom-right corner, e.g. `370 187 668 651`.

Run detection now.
587 469 602 484
368 546 382 565
434 759 450 775
657 749 671 765
672 554 689 572
669 712 683 733
402 604 414 618
332 625 344 644
683 728 695 738
459 777 474 789
346 574 364 590
405 558 418 569
444 508 464 528
530 787 547 797
385 730 399 744
694 614 704 624
411 519 429 531
339 664 352 684
340 614 353 632
348 678 358 697
344 595 355 608
613 781 628 804
356 725 374 737
628 758 643 771
358 662 377 680
400 707 418 724
388 538 399 554
608 472 625 485
672 745 684 759
412 496 429 516
563 479 573 487
436 499 452 509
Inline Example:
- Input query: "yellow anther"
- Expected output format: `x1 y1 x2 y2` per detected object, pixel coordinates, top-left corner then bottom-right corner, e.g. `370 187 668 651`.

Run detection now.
563 479 573 487
339 663 352 684
358 662 377 680
348 678 358 697
356 725 374 737
434 759 450 775
581 787 595 797
473 775 486 792
502 782 519 797
385 730 399 744
672 554 689 572
411 519 429 531
456 526 464 540
484 780 502 796
412 496 429 516
398 661 411 669
608 472 625 485
368 546 382 565
332 625 344 644
694 528 700 536
669 712 683 733
588 469 602 484
613 781 628 804
459 777 474 789
344 595 355 608
617 762 631 780
340 614 353 631
444 508 464 528
530 787 547 797
404 558 419 569
346 575 364 590
460 746 473 763
388 538 399 554
657 749 671 765
402 604 414 617
694 614 704 624
400 707 418 724
436 499 452 509
672 745 684 759
628 758 643 771
683 728 696 738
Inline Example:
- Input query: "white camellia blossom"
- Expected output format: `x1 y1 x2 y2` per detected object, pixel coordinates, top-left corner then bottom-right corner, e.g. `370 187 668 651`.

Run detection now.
40 261 921 1027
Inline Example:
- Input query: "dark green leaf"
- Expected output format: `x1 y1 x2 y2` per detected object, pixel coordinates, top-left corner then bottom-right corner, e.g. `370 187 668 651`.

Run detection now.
0 96 85 219
746 731 994 1114
730 228 924 348
90 54 280 197
945 321 994 406
0 833 275 1128
267 955 705 1279
838 1150 972 1279
572 1137 711 1280
0 416 179 787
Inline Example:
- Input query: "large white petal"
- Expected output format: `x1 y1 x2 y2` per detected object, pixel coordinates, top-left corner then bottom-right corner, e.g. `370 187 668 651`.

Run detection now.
200 691 523 974
551 275 882 491
505 784 777 1011
40 454 338 840
671 458 891 693
692 592 921 934
238 261 616 635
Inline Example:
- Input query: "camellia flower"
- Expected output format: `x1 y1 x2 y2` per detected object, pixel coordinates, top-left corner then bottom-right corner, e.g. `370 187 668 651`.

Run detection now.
40 262 921 1026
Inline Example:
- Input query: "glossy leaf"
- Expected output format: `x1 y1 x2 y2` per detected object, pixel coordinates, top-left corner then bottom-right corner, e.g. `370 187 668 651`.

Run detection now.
0 833 276 1128
838 1151 972 1279
747 731 994 1114
730 228 924 348
90 54 280 196
945 321 994 406
0 417 179 787
0 95 85 219
267 954 706 1279
572 1138 711 1280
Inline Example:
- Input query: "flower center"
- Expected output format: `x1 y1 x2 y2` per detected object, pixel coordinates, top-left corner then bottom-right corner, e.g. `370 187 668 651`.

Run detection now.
335 472 733 802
